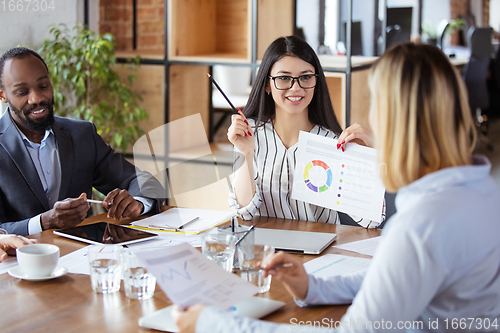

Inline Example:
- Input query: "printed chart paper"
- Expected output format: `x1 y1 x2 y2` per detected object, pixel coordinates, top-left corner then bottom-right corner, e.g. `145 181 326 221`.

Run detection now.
292 131 385 222
135 243 258 310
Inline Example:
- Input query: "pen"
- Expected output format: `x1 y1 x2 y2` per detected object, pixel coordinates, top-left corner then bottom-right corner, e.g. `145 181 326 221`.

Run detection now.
87 199 112 207
207 73 238 114
235 224 255 247
176 216 200 231
231 263 293 274
87 199 104 204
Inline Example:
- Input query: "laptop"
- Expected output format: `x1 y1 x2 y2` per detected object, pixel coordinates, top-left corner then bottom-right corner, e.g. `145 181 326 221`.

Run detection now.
138 297 285 332
254 228 337 255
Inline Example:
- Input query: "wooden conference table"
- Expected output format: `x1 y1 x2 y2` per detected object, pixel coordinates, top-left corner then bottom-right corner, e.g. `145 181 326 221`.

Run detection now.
0 212 381 333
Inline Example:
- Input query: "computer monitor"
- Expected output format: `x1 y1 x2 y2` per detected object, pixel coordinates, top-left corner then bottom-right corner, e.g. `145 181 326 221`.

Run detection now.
342 21 363 56
386 7 413 49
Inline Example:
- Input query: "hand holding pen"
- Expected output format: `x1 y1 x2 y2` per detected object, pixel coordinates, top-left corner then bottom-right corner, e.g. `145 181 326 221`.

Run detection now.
262 251 310 302
207 73 254 156
227 109 255 156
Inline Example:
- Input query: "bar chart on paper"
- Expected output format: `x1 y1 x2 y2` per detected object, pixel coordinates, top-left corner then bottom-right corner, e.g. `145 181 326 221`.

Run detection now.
292 131 385 222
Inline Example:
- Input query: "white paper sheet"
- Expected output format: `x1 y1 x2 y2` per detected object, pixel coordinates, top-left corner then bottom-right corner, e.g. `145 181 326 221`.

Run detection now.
291 131 385 222
135 243 258 310
332 236 381 257
58 246 92 275
131 208 233 234
126 234 201 250
304 254 371 278
0 256 19 275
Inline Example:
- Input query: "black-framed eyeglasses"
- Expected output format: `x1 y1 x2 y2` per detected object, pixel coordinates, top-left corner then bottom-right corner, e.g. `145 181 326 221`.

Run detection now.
268 74 318 90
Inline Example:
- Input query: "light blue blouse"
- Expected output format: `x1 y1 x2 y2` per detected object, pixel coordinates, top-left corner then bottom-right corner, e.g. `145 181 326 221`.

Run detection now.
197 155 500 332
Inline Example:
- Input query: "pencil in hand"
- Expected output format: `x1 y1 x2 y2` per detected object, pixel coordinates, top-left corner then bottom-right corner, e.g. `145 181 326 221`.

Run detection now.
207 73 238 114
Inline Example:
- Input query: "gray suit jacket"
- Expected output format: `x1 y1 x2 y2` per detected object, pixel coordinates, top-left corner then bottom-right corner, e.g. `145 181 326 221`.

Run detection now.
0 110 164 235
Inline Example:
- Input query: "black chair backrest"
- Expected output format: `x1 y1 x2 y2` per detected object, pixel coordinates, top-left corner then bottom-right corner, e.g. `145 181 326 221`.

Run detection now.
463 57 491 111
338 191 396 229
468 27 494 60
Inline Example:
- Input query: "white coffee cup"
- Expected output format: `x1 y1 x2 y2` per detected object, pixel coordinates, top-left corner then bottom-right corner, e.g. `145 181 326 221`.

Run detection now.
16 244 60 278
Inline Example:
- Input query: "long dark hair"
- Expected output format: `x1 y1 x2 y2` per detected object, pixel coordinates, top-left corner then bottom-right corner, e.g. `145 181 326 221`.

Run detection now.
244 36 342 135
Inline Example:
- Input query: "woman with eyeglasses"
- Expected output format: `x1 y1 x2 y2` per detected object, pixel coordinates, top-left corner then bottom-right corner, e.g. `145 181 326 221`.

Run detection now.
173 43 500 332
226 36 379 228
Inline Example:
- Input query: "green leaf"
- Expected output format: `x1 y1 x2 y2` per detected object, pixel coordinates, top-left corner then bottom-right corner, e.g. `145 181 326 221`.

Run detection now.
38 23 149 152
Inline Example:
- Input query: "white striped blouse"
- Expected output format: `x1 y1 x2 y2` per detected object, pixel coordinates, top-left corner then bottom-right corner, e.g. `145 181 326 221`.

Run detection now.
229 119 381 227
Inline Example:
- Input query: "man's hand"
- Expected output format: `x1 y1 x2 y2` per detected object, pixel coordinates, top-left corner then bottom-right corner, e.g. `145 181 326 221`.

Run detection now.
0 234 37 262
171 304 205 333
104 189 143 221
40 193 90 230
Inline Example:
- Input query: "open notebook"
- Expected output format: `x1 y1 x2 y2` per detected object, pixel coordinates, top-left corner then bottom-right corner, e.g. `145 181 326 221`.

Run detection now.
130 208 234 234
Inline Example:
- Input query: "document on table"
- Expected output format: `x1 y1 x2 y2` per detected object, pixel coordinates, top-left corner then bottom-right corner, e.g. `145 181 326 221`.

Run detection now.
59 246 91 275
291 131 385 222
135 243 259 310
126 233 201 250
332 236 381 257
130 208 234 235
0 256 19 275
304 254 371 278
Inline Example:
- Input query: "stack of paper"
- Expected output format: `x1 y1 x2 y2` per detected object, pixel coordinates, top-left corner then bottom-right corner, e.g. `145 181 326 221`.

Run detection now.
130 208 234 234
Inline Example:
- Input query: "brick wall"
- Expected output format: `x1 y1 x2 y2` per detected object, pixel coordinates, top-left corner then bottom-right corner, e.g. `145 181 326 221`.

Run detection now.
483 0 490 27
99 0 164 53
450 0 470 45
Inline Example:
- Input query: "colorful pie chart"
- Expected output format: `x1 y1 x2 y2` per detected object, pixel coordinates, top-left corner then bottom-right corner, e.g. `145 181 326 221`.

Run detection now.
303 160 333 193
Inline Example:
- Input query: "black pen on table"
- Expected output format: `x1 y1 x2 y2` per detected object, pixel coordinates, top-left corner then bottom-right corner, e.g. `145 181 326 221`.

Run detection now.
176 216 200 231
148 216 200 231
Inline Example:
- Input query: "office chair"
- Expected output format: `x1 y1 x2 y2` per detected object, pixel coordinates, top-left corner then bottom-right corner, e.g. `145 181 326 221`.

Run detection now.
211 65 252 141
462 28 494 150
338 191 396 229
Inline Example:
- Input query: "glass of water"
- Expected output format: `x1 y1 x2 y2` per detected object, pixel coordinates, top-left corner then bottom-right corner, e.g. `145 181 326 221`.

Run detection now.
201 232 237 272
87 245 122 294
123 249 156 300
237 244 275 293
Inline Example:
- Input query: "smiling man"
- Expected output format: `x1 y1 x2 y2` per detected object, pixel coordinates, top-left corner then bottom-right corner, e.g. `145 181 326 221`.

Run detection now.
0 47 164 236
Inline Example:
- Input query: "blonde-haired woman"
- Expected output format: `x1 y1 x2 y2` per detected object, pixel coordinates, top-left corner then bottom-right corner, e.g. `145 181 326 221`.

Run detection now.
173 44 500 332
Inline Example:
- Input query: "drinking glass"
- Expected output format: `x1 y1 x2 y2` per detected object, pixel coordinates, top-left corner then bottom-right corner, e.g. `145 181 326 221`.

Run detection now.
201 232 236 272
123 249 156 300
237 244 274 293
87 245 122 294
219 224 255 269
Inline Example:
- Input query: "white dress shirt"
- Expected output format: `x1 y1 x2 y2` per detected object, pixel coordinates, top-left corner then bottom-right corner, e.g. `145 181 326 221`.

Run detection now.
198 155 500 332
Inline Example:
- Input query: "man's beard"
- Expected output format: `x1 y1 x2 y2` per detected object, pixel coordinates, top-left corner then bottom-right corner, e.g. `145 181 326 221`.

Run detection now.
9 98 55 132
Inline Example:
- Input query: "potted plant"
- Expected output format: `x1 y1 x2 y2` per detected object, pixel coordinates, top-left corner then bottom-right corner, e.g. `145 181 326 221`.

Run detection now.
422 22 438 45
38 24 148 152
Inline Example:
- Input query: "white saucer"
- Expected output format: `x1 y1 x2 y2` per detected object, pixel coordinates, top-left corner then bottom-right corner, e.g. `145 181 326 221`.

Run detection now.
8 265 68 281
